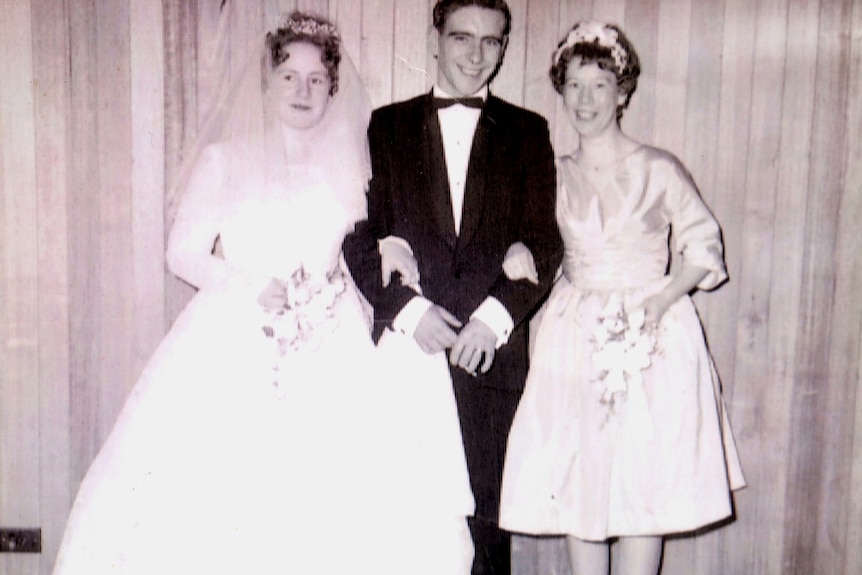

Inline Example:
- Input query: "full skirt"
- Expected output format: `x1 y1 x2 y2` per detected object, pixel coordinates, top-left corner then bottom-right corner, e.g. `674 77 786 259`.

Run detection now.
53 285 474 574
500 278 745 541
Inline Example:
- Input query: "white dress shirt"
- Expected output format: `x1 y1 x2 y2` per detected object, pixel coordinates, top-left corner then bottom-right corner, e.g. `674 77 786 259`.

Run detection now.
436 87 482 234
383 87 514 346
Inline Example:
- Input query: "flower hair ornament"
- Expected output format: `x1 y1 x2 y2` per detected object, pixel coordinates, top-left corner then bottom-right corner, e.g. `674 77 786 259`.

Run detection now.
554 21 628 74
281 12 340 40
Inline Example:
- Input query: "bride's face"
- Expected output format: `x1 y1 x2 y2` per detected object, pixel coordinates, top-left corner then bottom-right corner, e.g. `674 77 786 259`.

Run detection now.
270 42 332 130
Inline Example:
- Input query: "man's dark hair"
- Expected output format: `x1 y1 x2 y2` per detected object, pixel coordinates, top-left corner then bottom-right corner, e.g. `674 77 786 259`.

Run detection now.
432 0 512 37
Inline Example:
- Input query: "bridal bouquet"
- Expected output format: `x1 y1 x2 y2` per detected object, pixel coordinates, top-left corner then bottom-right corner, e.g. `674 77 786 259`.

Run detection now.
262 266 347 385
591 293 657 414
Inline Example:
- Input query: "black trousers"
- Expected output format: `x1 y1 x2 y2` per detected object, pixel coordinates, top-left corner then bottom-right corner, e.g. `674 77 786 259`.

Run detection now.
451 378 522 575
469 516 512 575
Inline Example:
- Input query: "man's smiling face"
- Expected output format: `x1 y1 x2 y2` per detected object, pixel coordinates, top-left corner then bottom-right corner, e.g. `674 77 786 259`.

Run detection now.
435 5 507 97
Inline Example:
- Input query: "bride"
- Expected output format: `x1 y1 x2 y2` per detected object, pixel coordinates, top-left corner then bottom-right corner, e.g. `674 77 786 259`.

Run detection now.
52 9 474 575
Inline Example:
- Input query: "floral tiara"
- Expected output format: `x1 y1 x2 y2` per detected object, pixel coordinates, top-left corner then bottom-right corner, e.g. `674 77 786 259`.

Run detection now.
553 21 627 74
281 14 340 40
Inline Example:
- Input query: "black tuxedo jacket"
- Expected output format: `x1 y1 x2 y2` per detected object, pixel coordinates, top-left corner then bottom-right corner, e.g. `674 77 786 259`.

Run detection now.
343 92 562 391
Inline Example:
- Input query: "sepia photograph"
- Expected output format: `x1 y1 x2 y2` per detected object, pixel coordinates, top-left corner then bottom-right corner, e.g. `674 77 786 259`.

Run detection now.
0 0 860 573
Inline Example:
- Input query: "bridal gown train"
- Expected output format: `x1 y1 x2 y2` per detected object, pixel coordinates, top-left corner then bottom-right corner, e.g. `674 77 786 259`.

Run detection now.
52 160 475 574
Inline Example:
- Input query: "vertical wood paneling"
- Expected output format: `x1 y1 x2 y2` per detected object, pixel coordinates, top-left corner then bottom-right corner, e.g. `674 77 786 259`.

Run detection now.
0 0 40 530
513 3 569 566
196 0 220 127
130 0 166 381
67 0 102 486
827 48 862 565
735 0 787 401
652 0 691 155
492 0 526 105
621 0 659 146
681 0 725 214
785 0 852 571
592 0 625 31
758 0 819 573
810 4 854 571
163 0 189 212
163 0 200 327
668 15 728 570
0 1 40 574
425 0 439 92
392 0 432 102
681 40 729 575
550 0 592 154
709 0 756 397
522 0 558 129
297 0 328 16
331 0 362 75
360 0 395 107
844 7 862 574
849 350 862 575
683 0 726 432
726 1 789 574
768 1 819 567
31 0 73 570
0 1 859 574
95 0 135 442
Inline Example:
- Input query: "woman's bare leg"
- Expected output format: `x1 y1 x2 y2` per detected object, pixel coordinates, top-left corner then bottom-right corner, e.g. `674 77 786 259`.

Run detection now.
613 536 663 575
566 536 609 575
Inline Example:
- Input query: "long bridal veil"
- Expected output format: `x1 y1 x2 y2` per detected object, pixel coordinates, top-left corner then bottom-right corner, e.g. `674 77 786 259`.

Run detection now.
52 5 381 575
167 0 372 233
156 4 478 574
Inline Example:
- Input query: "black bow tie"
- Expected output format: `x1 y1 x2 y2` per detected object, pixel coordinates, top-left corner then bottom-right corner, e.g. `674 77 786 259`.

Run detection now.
433 96 484 110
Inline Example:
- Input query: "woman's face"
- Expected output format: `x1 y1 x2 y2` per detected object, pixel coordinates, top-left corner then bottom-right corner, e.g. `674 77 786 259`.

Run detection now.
562 58 626 139
270 42 332 130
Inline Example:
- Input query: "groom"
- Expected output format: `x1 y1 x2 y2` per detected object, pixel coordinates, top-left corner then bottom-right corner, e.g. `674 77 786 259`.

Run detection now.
343 0 561 572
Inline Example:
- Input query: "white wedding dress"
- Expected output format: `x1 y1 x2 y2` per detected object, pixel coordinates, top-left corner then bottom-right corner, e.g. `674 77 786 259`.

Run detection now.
52 157 474 574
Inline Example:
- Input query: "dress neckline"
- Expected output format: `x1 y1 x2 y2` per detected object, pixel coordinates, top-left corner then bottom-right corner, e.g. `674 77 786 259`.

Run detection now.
572 144 644 173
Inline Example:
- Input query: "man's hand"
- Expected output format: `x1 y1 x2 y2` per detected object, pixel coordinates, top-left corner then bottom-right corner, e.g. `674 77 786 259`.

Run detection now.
450 318 496 375
414 305 462 355
380 240 420 287
502 241 538 284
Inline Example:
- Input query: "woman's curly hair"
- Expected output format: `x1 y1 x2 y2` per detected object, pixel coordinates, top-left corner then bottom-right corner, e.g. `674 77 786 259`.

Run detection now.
549 23 640 121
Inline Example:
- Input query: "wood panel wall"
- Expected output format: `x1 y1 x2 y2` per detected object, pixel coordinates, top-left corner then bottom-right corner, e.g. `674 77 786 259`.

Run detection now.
0 1 859 574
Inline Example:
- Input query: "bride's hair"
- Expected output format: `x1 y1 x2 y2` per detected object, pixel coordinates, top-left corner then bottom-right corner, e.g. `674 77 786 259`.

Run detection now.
168 6 372 229
265 11 342 95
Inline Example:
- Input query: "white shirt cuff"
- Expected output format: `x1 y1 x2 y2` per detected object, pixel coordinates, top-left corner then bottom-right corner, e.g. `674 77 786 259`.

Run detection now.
392 296 433 337
471 297 514 347
379 236 413 255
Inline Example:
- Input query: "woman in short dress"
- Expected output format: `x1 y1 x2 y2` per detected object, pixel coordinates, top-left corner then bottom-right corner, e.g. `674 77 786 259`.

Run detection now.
500 21 745 575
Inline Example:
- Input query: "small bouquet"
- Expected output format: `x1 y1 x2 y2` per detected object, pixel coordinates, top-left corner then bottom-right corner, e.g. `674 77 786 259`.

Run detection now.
591 293 657 415
261 266 347 386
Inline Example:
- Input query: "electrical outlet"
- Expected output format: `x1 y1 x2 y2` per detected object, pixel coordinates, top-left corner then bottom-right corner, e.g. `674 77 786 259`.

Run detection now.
0 529 41 553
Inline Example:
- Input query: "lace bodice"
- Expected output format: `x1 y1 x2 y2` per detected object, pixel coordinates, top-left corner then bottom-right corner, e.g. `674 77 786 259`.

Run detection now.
219 167 351 281
167 145 353 296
